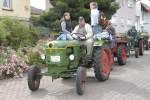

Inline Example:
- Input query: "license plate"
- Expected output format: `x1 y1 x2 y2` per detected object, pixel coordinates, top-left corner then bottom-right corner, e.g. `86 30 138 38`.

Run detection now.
50 56 60 62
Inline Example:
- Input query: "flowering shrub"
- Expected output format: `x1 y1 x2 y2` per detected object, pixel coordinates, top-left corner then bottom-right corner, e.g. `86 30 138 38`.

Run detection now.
0 39 48 79
0 47 28 79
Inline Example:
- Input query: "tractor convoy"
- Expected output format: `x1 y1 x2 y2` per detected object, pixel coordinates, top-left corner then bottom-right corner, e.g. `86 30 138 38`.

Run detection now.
27 30 149 95
25 0 150 96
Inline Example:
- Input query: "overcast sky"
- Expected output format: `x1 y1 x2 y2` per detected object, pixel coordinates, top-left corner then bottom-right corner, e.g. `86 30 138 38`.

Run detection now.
30 0 45 10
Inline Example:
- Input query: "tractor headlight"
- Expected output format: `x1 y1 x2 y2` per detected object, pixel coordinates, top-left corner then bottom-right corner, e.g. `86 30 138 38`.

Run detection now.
41 54 45 60
69 54 74 61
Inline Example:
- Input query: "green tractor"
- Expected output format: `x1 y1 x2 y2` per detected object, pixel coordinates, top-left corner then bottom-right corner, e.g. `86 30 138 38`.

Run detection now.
127 32 144 58
27 32 114 95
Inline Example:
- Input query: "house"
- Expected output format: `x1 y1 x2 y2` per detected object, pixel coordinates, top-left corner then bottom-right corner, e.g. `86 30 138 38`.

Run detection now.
0 0 30 21
111 0 150 34
31 0 53 16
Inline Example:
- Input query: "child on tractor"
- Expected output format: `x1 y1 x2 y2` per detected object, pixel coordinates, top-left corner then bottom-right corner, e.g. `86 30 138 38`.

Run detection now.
90 2 102 34
57 12 73 40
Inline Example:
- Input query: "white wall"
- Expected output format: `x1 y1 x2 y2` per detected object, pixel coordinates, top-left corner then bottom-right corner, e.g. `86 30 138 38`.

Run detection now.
112 0 150 34
143 12 150 33
112 0 137 33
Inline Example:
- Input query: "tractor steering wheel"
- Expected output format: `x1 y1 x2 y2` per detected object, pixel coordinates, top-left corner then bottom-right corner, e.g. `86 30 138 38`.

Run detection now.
72 33 86 41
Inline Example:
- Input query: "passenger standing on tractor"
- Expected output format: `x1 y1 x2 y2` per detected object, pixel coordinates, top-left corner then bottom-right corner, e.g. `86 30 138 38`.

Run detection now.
106 21 116 48
90 2 102 34
57 12 73 40
71 16 93 58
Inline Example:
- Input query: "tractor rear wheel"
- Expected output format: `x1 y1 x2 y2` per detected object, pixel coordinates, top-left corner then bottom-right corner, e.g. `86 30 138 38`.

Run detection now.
135 48 139 58
76 67 86 95
28 66 41 91
117 45 127 65
139 40 144 56
126 46 130 57
93 47 111 81
146 42 149 50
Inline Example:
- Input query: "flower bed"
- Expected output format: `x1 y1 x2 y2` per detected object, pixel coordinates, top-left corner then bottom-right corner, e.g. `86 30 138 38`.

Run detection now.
0 47 29 79
0 39 48 79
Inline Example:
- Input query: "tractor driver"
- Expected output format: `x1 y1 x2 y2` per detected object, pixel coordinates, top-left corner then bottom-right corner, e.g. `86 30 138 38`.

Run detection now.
71 16 93 58
127 26 137 38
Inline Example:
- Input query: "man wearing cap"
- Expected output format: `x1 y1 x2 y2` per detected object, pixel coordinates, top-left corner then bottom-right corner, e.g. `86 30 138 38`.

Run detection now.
71 16 93 57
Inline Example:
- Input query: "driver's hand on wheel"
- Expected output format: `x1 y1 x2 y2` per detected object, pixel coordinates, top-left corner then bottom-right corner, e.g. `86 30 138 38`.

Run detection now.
80 36 86 40
72 34 78 39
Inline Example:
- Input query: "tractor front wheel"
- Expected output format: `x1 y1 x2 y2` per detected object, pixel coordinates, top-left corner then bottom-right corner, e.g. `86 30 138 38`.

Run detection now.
146 41 149 50
28 66 41 91
76 67 86 95
117 45 127 65
93 47 111 81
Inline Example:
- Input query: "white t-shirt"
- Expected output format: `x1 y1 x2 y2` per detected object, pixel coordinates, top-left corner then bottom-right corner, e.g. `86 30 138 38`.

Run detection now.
91 9 100 26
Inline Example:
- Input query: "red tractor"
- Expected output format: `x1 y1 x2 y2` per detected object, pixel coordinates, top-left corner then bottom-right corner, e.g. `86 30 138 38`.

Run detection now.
112 36 128 65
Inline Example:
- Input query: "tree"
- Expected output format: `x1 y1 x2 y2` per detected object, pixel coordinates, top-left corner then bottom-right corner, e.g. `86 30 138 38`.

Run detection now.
33 0 119 32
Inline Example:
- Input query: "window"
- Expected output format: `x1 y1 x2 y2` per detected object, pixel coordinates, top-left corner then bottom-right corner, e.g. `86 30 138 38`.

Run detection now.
3 0 12 9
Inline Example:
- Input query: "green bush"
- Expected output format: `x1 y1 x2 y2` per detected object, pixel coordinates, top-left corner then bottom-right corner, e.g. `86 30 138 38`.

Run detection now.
36 26 50 37
30 26 39 45
0 21 9 45
27 50 43 66
0 18 39 51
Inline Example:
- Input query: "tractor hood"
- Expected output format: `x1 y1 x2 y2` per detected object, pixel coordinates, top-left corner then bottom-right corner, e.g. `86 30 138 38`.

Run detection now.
45 40 80 48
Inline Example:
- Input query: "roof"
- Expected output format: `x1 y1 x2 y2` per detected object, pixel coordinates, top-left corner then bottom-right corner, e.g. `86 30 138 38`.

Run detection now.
140 0 150 12
31 7 43 15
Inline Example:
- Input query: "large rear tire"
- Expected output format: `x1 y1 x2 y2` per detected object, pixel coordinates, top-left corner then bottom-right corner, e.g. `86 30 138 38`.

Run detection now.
117 45 127 65
146 41 149 50
93 47 112 81
28 66 41 91
139 40 144 56
76 67 86 95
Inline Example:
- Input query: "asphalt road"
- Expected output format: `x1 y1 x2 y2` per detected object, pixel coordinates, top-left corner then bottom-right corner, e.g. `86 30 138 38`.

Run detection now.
0 51 150 100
